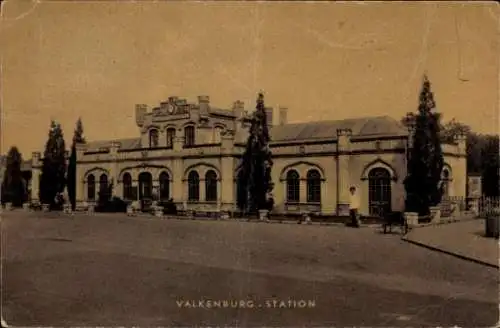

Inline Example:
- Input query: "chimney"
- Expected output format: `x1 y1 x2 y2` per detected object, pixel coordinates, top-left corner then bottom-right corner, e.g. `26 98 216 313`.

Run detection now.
198 95 210 117
265 107 273 126
279 107 288 125
135 104 148 127
232 100 244 119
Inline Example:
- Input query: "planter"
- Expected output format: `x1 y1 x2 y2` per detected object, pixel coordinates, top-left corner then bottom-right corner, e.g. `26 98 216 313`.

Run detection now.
63 203 72 214
153 206 164 218
42 204 50 212
302 212 312 224
87 204 95 214
5 203 12 211
219 210 230 220
126 205 135 216
404 212 419 227
429 206 441 224
259 209 269 221
485 214 500 239
23 203 30 211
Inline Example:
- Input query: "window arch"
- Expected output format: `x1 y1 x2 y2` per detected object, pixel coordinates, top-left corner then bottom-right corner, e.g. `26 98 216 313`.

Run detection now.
87 174 96 200
122 173 132 200
149 129 159 148
166 128 176 148
306 169 321 203
159 171 170 201
205 170 218 202
99 174 108 198
286 170 300 203
184 126 195 147
187 170 200 201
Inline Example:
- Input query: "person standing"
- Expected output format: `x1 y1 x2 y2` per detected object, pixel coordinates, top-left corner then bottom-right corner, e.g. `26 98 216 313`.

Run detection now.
349 186 361 227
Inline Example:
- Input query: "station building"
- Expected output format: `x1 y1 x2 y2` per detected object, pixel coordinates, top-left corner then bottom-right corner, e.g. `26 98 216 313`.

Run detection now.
28 96 467 216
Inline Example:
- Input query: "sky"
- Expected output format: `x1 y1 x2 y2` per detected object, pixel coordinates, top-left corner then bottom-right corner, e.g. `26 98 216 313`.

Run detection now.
1 1 498 158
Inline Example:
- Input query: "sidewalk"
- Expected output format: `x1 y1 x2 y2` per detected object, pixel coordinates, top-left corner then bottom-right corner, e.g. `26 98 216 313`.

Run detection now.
402 219 499 268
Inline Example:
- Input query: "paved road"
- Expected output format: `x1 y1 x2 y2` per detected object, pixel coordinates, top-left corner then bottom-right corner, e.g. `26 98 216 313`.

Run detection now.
2 212 498 326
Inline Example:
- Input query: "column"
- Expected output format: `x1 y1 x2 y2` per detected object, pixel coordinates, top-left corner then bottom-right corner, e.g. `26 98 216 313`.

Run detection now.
31 152 41 202
336 128 352 216
299 179 307 212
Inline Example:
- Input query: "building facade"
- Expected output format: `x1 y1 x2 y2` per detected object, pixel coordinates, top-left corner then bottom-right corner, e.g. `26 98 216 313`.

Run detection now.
29 96 467 216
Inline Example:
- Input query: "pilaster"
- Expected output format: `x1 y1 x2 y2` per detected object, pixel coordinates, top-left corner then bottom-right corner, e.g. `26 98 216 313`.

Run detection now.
336 128 352 215
220 131 235 210
75 143 87 202
109 142 120 197
31 152 41 202
173 134 185 202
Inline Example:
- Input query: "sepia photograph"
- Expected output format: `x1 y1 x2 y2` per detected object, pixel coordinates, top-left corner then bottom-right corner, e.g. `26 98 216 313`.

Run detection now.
0 0 498 326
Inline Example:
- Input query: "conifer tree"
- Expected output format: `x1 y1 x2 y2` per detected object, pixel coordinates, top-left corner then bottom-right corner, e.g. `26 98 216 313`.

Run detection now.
1 146 27 206
67 118 85 210
39 121 67 207
236 93 274 215
404 75 444 215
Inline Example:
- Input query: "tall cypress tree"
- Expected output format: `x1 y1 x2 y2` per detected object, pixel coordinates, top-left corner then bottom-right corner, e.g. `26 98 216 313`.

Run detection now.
67 118 85 210
1 146 27 206
237 93 274 215
39 121 67 207
404 75 444 215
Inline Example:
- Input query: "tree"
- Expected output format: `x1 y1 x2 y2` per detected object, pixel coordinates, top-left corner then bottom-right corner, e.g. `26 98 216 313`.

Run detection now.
67 118 85 210
1 146 27 206
236 93 274 215
39 121 67 208
404 75 444 215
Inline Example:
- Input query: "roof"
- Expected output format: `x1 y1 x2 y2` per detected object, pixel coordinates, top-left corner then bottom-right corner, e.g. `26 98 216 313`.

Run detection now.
236 115 408 143
85 116 408 151
86 138 141 152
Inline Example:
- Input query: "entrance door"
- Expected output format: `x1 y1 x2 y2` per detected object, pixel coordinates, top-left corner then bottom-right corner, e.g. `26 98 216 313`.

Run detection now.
368 168 392 217
138 172 153 211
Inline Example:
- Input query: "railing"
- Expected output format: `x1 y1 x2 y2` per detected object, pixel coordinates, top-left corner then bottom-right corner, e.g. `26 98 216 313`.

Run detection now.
441 196 500 218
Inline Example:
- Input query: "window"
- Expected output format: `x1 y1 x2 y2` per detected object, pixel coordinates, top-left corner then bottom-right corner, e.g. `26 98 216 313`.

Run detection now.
442 169 450 198
99 174 108 198
87 174 96 200
122 173 132 200
205 170 218 202
159 171 170 201
166 128 176 148
184 126 195 147
306 169 321 203
286 170 300 203
149 129 159 148
187 170 200 201
213 126 223 144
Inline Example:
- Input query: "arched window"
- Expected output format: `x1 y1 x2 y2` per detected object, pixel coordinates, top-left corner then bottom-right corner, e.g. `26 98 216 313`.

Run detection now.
184 126 195 147
286 170 300 203
187 170 200 201
213 126 223 144
159 171 170 201
306 169 321 203
87 174 96 200
205 170 218 202
122 173 132 200
368 168 392 217
166 128 176 148
99 174 108 198
149 129 159 148
442 169 450 198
